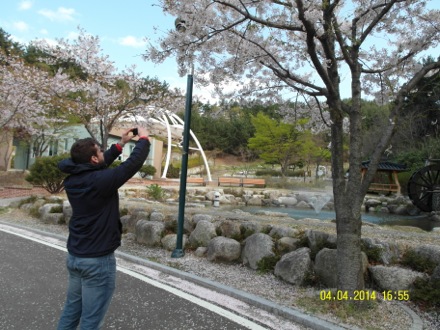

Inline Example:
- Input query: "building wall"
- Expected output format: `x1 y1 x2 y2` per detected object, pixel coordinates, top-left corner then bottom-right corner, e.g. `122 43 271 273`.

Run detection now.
12 125 89 170
12 125 163 178
151 139 163 179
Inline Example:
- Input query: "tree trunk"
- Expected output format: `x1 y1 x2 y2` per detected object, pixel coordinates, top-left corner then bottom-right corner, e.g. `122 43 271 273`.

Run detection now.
335 206 364 292
330 107 365 293
0 130 14 171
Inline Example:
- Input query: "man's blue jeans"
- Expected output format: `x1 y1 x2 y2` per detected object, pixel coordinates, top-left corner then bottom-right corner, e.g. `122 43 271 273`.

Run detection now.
57 253 116 330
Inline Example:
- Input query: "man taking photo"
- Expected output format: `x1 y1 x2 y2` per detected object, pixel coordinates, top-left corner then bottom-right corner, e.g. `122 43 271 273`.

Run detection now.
57 127 150 330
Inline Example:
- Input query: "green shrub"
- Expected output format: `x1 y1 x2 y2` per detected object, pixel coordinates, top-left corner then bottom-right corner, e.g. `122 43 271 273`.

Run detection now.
255 169 306 177
266 176 328 190
260 225 272 235
138 164 156 178
18 195 38 207
187 156 204 168
401 250 437 274
255 169 277 176
49 205 63 213
257 255 281 273
295 231 309 248
25 154 69 194
302 270 319 287
29 205 41 218
310 238 337 260
361 242 384 264
397 171 412 195
147 184 165 201
411 278 440 309
163 164 180 178
240 225 257 239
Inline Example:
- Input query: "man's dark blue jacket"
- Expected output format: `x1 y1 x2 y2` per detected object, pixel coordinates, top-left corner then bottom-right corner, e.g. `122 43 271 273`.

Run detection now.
58 139 150 257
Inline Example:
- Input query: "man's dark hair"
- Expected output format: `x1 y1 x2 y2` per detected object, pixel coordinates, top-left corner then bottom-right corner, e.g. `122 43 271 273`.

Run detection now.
71 138 101 164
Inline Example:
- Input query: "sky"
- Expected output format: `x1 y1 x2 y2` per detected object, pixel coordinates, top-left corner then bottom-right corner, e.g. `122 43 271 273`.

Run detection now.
1 1 439 104
0 0 202 99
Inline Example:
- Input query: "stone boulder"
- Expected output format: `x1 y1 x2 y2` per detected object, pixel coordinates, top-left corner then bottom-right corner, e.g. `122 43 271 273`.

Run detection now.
306 230 337 254
131 210 150 222
122 233 136 243
150 211 165 222
42 213 65 225
192 214 213 224
183 215 196 233
361 237 401 265
274 247 313 285
135 220 165 247
247 196 263 206
164 214 177 231
276 197 298 207
218 220 242 240
255 211 290 218
240 222 262 239
276 237 300 254
241 233 275 270
62 201 72 224
207 237 241 262
46 196 63 203
19 203 35 212
314 248 338 288
265 190 282 200
314 248 369 288
188 220 217 248
194 247 208 257
120 215 139 234
390 205 410 215
38 203 64 224
269 226 299 239
39 203 61 218
164 214 193 233
161 234 188 251
369 265 429 291
364 198 382 209
222 194 237 204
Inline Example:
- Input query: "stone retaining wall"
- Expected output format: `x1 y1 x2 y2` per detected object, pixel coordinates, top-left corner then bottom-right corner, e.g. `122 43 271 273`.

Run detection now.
18 193 440 293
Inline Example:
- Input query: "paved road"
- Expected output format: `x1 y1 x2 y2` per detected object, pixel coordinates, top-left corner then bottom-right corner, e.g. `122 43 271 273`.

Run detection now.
0 229 268 330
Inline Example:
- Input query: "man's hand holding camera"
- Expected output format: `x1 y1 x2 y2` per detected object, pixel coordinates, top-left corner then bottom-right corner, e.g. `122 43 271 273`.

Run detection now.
119 127 149 147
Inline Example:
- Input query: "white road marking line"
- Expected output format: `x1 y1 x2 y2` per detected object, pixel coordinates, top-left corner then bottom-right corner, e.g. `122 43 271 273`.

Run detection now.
117 266 267 330
0 226 66 251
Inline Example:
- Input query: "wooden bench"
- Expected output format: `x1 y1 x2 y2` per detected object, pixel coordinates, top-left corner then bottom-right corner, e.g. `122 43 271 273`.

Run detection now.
242 178 266 188
187 177 206 186
218 177 242 186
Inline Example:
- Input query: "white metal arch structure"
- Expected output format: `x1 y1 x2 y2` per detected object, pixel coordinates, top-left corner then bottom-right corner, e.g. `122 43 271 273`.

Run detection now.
131 109 212 182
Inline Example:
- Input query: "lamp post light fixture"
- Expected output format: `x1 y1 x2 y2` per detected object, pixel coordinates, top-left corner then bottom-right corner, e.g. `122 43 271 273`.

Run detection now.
172 17 192 258
174 18 187 33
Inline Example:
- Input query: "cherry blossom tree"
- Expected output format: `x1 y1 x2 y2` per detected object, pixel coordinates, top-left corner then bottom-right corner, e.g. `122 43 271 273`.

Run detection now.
146 0 440 292
0 52 73 169
33 28 182 149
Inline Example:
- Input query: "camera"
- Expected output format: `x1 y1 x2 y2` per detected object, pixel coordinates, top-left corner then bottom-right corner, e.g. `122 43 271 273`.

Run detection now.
132 128 138 136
